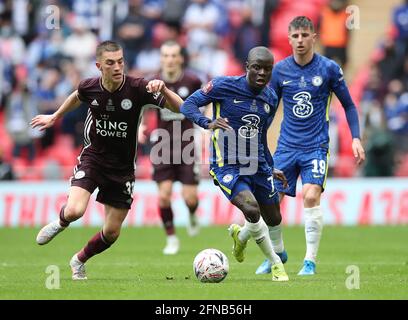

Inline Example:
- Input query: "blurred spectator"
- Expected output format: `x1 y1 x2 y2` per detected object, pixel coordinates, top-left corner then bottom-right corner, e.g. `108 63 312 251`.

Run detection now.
62 15 98 74
328 110 339 176
0 10 26 105
55 61 86 147
361 96 395 177
190 41 229 77
377 38 402 85
318 0 349 68
0 146 14 180
142 0 164 21
361 64 387 104
11 0 29 38
363 126 395 177
99 0 130 41
392 0 408 60
26 29 64 71
70 0 101 32
396 54 408 84
0 10 25 65
244 0 279 47
212 0 230 36
5 66 42 162
232 3 260 64
134 46 161 76
35 66 61 148
183 0 221 55
183 0 230 77
114 0 153 69
383 84 408 155
161 0 189 27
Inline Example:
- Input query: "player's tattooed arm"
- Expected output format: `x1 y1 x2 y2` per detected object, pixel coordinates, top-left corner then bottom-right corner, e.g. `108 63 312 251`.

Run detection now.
146 79 184 113
273 168 288 189
30 90 81 131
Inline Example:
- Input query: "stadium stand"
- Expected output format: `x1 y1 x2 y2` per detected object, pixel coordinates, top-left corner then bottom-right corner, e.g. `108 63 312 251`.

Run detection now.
0 0 407 180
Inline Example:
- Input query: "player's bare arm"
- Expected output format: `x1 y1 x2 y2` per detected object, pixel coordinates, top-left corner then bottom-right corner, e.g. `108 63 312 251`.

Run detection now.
30 90 81 131
352 138 365 165
273 168 288 189
207 117 233 131
146 79 184 113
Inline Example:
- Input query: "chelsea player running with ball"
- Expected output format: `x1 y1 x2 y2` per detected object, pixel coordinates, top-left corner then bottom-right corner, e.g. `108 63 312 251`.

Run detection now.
255 16 365 276
181 46 289 281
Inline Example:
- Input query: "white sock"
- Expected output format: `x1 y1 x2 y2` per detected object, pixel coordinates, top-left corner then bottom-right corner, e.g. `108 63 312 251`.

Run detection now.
238 220 251 243
304 206 323 263
246 217 281 265
167 234 178 242
268 224 284 253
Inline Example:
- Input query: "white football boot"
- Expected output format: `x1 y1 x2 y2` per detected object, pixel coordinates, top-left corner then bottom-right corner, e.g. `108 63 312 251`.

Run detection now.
187 214 200 237
70 254 87 280
36 220 66 245
163 235 180 255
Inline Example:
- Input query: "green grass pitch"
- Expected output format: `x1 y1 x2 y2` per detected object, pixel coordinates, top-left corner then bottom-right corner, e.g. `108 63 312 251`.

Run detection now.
0 226 407 300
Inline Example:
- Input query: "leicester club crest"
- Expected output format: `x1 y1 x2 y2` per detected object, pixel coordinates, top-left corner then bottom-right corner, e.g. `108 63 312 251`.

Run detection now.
121 99 132 110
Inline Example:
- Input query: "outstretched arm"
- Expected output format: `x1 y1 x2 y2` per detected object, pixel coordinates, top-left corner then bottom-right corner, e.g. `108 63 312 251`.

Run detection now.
146 79 183 113
181 91 232 130
30 90 81 131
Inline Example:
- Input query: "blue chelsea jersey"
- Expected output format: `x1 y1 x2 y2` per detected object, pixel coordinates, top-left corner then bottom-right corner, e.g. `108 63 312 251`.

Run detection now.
271 53 346 150
184 75 278 167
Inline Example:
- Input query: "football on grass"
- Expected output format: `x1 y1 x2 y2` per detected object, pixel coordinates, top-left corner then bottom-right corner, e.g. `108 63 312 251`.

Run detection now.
193 248 229 283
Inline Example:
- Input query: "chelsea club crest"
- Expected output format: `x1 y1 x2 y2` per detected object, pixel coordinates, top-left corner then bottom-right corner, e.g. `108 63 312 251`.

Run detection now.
312 76 323 87
264 103 270 113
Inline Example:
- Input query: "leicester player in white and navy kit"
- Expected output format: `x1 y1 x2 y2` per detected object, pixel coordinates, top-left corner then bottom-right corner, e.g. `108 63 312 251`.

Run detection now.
181 47 289 281
256 16 365 276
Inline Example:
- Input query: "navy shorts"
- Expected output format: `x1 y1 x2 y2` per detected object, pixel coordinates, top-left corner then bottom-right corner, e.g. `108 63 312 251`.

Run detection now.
273 147 330 197
209 163 279 205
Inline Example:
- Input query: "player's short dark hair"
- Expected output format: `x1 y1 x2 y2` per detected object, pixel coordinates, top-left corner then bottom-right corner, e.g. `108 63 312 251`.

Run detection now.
160 40 188 65
288 16 315 32
96 41 122 60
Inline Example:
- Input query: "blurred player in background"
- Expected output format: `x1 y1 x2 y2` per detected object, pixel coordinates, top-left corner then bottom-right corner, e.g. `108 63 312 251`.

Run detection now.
181 46 289 281
255 16 365 276
150 41 203 255
31 41 184 280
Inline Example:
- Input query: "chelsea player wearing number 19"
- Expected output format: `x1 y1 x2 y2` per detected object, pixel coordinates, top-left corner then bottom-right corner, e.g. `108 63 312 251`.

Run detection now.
255 16 366 276
181 47 289 281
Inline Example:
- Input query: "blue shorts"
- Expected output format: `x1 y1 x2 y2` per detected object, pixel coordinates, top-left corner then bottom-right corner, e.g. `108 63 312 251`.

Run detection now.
274 148 330 197
209 164 279 205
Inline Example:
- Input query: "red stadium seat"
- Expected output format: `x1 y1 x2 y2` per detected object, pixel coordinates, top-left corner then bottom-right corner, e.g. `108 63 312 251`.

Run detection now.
270 0 328 60
43 135 77 167
0 111 13 162
135 155 153 180
395 154 408 177
224 53 244 76
12 157 29 180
